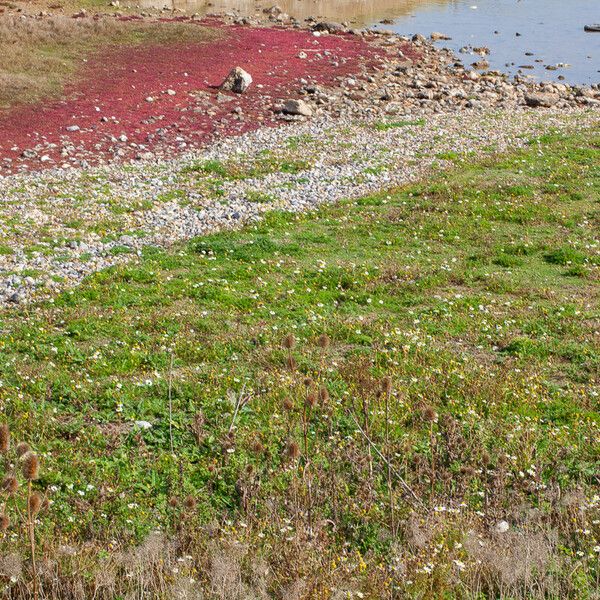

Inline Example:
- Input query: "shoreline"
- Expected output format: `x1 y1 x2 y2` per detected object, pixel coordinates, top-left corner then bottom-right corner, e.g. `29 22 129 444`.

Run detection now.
0 107 597 306
0 15 598 176
0 15 598 306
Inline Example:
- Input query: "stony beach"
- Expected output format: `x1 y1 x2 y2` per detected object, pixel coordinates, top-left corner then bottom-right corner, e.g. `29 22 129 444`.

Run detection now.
0 15 598 305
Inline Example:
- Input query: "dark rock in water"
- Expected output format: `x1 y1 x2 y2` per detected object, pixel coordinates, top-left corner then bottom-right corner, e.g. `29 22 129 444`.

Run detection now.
584 24 600 32
472 60 490 70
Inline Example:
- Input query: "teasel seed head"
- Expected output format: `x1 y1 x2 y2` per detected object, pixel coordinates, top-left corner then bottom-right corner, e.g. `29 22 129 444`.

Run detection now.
317 334 330 350
481 451 491 467
2 475 18 495
21 452 40 481
0 514 9 531
283 397 294 412
286 440 300 461
461 465 476 478
168 496 178 508
251 439 265 455
422 406 437 423
381 376 392 394
306 392 318 409
28 492 42 515
318 386 329 404
303 377 313 388
282 334 296 350
16 442 30 458
0 424 9 454
286 355 297 371
183 495 197 511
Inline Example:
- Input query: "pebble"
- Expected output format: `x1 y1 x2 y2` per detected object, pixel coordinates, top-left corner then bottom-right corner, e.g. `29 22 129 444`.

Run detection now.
0 107 594 306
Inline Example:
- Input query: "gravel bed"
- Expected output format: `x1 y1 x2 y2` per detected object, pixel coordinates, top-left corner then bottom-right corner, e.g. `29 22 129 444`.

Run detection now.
0 106 597 305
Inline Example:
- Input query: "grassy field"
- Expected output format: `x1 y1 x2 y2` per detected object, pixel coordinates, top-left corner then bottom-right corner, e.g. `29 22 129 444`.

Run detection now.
0 129 598 598
0 16 218 109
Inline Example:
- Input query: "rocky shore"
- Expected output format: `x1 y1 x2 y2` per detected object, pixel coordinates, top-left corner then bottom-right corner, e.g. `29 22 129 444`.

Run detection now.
0 15 598 175
0 13 598 305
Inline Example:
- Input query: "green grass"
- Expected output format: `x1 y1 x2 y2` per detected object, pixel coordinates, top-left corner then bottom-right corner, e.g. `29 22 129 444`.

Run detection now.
0 130 598 598
183 152 312 180
373 118 426 131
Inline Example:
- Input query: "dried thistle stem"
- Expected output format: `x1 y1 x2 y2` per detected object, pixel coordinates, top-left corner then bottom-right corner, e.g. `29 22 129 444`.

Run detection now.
27 480 39 600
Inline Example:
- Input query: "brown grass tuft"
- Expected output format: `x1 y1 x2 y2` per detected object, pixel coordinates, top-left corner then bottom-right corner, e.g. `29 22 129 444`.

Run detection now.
0 15 220 109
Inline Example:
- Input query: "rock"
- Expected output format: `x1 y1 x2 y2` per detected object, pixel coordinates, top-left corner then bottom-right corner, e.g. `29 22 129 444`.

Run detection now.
494 520 510 534
219 67 253 94
313 21 344 33
216 92 234 104
282 99 313 117
524 92 559 107
431 32 452 41
575 87 597 98
264 5 282 16
134 420 153 430
379 88 393 101
66 125 80 132
7 292 23 304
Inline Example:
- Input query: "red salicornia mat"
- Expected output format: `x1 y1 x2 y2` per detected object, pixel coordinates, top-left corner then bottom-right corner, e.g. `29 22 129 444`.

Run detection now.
0 21 396 174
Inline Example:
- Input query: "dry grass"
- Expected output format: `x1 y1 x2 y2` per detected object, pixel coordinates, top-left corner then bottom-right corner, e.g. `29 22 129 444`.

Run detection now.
0 14 219 108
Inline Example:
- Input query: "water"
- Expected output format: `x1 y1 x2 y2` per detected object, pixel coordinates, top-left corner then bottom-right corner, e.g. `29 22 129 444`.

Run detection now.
376 0 600 85
141 0 600 84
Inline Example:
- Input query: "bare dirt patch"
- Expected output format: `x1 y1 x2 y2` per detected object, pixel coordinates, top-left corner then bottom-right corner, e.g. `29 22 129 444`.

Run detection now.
0 14 221 109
